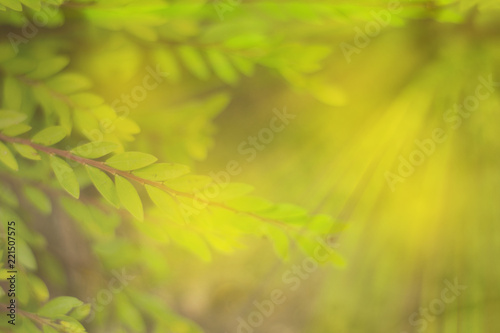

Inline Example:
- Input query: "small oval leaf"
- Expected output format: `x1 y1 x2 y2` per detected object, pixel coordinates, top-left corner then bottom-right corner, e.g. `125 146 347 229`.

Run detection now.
145 185 184 224
0 141 18 170
106 152 157 171
69 303 91 321
46 72 92 95
169 229 212 262
177 46 210 81
19 0 41 11
206 49 238 85
0 0 22 11
23 186 52 214
27 56 70 80
50 155 80 199
86 165 119 208
32 126 67 146
71 141 118 159
38 296 84 318
132 163 190 182
3 75 23 111
13 143 41 160
18 239 37 270
115 175 143 221
0 110 27 129
2 123 31 136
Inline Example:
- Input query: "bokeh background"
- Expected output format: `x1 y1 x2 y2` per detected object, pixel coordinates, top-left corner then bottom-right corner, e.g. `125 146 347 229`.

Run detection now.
1 0 500 332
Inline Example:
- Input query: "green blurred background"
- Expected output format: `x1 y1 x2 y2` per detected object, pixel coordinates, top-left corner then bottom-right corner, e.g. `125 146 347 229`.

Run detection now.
1 0 500 332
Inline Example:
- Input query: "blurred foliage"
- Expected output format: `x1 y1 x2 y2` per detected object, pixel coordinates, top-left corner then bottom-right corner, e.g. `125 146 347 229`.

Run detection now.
0 0 499 332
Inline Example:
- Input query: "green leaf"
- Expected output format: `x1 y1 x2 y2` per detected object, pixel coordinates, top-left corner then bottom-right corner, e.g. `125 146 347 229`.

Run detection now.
229 55 255 77
30 275 49 302
0 0 22 11
204 233 239 254
19 0 41 11
266 225 290 261
38 296 84 318
27 56 70 80
115 175 143 221
132 163 190 181
32 126 67 146
2 123 31 136
50 155 80 199
32 85 54 116
115 295 146 332
13 143 41 160
206 49 238 85
46 73 92 95
60 198 108 239
24 185 52 214
153 47 179 82
169 228 212 262
260 203 308 220
2 76 23 111
3 57 37 75
177 46 210 80
56 316 87 333
0 110 27 129
71 141 118 159
86 165 119 208
21 318 41 333
16 267 30 304
307 214 336 234
0 141 18 170
145 185 184 223
69 303 91 321
18 239 37 270
106 152 158 171
298 235 346 267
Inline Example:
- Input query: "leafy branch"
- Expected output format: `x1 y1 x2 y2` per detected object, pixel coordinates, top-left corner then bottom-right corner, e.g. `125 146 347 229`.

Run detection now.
0 131 291 228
